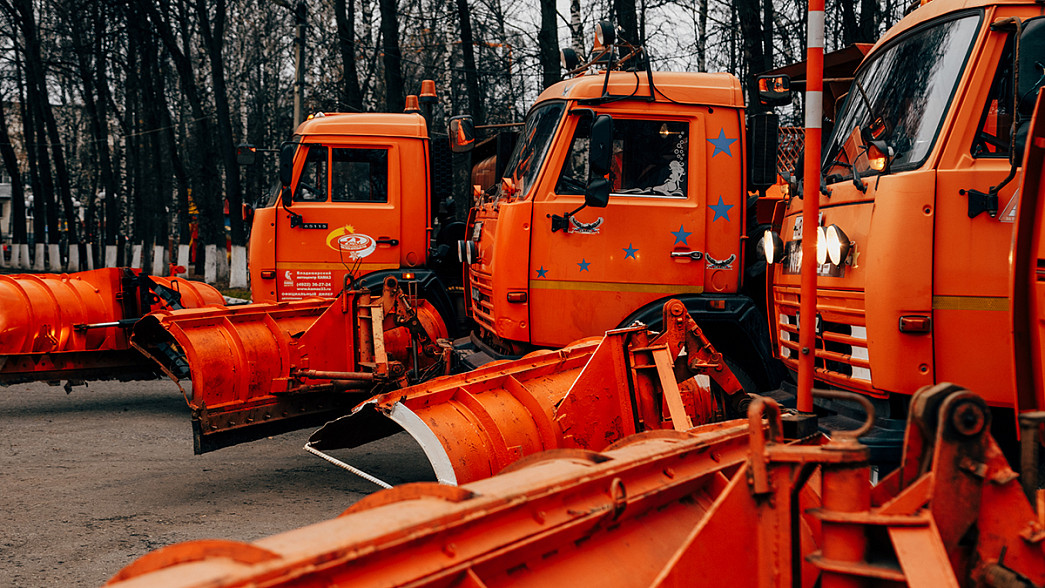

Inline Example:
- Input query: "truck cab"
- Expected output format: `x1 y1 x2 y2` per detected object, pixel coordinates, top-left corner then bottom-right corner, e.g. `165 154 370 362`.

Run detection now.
462 71 780 388
249 113 431 301
766 0 1045 421
247 112 461 329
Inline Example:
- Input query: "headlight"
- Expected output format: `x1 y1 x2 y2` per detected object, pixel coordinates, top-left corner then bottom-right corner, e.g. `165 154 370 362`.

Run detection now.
760 231 784 264
816 225 828 266
825 224 851 265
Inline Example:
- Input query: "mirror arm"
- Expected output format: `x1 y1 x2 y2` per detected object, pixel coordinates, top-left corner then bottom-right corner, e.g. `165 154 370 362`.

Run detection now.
550 203 587 233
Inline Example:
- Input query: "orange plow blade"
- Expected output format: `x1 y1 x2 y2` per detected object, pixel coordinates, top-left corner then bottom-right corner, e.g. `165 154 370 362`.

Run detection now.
106 413 818 588
308 299 750 485
0 268 223 384
132 278 448 453
107 386 1045 587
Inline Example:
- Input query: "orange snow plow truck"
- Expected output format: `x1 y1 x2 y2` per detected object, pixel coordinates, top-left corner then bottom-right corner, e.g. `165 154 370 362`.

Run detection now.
133 103 468 453
102 89 1045 587
761 0 1045 462
0 87 464 454
450 25 784 393
92 2 1045 583
133 34 791 456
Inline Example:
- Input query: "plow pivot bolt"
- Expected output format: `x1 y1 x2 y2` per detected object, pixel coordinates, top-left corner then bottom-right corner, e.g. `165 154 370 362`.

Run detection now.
533 510 546 524
443 543 457 557
952 401 986 437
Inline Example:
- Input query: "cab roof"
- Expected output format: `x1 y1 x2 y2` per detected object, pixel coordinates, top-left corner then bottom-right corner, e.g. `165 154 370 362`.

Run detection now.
536 71 744 109
874 0 1041 51
293 112 428 139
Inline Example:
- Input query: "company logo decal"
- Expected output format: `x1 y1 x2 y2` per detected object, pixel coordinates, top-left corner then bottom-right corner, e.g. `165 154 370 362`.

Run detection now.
706 253 736 269
326 225 377 259
569 216 603 234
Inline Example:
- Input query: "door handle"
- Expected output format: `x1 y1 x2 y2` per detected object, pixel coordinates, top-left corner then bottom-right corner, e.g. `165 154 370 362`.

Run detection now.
376 238 399 246
671 251 703 261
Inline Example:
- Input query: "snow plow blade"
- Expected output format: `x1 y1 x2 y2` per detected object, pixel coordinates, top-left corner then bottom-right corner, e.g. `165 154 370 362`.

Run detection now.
108 385 1045 588
0 268 223 384
132 277 448 454
308 299 751 485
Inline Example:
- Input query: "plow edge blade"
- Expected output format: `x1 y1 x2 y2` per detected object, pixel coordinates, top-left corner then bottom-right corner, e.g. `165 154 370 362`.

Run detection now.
309 300 745 485
132 298 368 454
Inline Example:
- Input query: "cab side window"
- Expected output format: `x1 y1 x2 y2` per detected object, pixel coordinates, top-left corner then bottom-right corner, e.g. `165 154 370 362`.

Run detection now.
972 36 1015 158
556 118 689 198
331 148 389 202
294 145 328 201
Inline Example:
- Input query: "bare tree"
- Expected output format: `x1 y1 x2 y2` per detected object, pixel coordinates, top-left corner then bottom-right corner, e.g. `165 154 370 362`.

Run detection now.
379 0 405 112
335 0 364 111
537 0 559 89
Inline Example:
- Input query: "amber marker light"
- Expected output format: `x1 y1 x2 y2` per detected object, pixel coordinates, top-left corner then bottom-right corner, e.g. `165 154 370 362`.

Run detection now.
867 143 889 172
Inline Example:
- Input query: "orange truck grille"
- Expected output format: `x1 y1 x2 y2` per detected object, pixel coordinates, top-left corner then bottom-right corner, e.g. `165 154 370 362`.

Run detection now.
469 269 496 332
774 287 874 394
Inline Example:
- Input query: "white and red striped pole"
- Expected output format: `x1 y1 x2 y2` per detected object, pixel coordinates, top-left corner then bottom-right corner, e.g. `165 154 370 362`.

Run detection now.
797 1 825 413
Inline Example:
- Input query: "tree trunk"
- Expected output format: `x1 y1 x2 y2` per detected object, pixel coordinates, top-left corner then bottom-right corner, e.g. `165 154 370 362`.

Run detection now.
139 0 225 250
570 0 582 53
613 0 639 46
195 0 244 247
335 0 363 111
732 0 769 112
378 0 404 112
537 0 559 89
455 0 483 123
0 97 27 245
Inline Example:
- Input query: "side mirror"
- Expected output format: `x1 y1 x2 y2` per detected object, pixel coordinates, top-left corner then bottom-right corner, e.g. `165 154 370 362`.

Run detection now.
585 177 611 208
236 144 257 166
279 142 296 188
279 142 296 207
757 75 791 107
448 115 475 153
588 114 614 177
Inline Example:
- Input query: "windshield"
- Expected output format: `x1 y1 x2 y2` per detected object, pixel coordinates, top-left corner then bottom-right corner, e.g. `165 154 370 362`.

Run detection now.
497 102 565 201
823 12 981 179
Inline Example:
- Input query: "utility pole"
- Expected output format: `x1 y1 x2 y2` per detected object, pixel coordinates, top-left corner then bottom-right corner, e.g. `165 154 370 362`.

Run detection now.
293 1 307 127
798 0 825 413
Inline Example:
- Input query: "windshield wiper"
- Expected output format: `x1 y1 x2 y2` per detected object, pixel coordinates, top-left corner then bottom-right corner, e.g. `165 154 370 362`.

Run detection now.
826 158 867 193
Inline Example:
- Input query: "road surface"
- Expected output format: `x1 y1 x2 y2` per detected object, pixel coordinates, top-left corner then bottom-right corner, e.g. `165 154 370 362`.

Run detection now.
0 378 434 586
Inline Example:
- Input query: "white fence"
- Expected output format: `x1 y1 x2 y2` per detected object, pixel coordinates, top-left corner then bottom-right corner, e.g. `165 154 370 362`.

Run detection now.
0 242 249 288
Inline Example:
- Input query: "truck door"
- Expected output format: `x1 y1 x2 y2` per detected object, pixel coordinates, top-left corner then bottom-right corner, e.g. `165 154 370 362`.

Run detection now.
933 21 1044 405
528 112 744 347
275 143 402 300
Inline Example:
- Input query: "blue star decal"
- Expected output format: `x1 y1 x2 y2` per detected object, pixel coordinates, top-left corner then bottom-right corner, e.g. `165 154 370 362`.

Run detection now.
707 128 737 158
623 243 638 259
709 196 734 222
536 266 548 278
578 258 590 272
671 224 692 245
